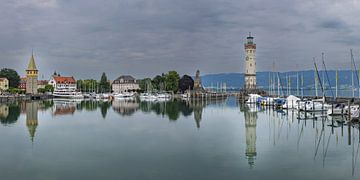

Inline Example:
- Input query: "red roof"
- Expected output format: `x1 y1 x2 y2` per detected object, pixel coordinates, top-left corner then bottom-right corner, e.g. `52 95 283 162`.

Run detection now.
53 76 76 84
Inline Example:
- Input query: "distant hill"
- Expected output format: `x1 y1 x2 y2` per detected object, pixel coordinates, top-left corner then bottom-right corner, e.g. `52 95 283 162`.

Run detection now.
200 70 355 90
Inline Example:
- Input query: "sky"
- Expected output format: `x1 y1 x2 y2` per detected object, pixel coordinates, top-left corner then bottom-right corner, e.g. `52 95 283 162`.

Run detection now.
1 0 360 80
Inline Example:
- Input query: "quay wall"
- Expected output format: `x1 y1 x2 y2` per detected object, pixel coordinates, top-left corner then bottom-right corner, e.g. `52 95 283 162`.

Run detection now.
0 94 51 103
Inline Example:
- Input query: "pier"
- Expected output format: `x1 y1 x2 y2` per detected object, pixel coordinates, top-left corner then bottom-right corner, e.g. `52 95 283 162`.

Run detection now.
0 94 51 103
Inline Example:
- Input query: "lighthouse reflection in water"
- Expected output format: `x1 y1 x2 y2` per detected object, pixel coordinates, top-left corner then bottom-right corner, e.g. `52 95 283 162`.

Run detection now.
0 97 359 180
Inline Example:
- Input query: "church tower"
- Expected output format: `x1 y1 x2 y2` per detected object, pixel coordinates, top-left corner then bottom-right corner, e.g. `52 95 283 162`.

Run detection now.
26 53 38 94
244 33 257 90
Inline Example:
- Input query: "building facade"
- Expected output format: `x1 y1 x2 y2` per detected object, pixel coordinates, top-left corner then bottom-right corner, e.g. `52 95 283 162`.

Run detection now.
0 78 9 92
112 75 140 93
48 76 77 91
37 80 49 89
19 78 49 90
26 53 38 94
244 33 257 90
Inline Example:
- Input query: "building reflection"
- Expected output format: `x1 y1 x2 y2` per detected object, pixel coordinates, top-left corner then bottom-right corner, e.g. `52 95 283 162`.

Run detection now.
112 99 139 116
0 104 9 119
26 101 38 142
243 104 258 168
0 103 20 125
52 100 77 116
188 101 204 129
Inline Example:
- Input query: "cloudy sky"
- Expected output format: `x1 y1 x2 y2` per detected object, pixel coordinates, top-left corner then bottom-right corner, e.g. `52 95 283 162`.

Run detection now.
1 0 360 80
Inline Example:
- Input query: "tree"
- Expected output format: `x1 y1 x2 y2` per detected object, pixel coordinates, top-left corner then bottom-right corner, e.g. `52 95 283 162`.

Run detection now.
99 72 111 93
138 78 152 92
44 84 54 92
165 71 180 93
77 79 98 92
0 68 20 88
152 75 166 91
178 75 194 93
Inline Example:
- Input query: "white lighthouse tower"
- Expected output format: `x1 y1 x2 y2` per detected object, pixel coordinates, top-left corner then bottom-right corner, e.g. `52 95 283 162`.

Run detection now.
244 32 256 90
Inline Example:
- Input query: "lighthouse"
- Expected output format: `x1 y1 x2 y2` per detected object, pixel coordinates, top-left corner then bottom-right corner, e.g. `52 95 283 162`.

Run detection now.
244 32 256 90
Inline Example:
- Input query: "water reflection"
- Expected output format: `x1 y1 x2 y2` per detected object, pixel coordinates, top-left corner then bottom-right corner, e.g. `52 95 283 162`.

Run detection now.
52 100 77 116
0 103 20 125
26 101 38 142
241 104 258 168
1 98 360 179
112 100 139 116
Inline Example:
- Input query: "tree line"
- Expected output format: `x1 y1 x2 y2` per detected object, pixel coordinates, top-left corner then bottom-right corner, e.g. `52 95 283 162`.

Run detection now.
138 71 195 93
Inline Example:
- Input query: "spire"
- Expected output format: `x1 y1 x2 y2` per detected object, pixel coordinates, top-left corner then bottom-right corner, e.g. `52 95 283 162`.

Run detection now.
27 124 37 143
27 52 37 70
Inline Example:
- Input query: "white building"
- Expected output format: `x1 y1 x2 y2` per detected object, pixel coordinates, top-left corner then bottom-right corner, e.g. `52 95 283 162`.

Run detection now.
112 75 140 93
244 32 257 90
48 76 77 91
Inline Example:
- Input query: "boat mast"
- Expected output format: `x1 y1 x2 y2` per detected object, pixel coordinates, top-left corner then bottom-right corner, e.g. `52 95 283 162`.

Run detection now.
314 58 325 98
336 70 338 98
272 61 276 96
351 49 355 98
322 52 335 100
301 72 304 98
288 74 291 95
314 68 318 97
297 71 299 96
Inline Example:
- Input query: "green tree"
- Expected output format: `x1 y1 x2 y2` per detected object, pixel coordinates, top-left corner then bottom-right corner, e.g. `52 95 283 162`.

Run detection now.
45 84 54 92
178 75 194 93
165 71 180 93
99 72 111 93
138 78 152 91
152 75 166 91
77 79 99 92
0 68 20 88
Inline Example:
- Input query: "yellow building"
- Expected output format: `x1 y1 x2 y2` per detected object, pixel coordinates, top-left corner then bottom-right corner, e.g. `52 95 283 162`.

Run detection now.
0 105 9 119
0 78 9 92
26 53 38 94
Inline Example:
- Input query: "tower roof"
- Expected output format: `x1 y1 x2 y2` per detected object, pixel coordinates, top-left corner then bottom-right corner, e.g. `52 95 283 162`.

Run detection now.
27 53 37 70
27 123 37 143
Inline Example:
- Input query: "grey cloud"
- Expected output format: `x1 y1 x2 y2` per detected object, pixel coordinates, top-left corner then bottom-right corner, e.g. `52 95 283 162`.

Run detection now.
1 0 360 80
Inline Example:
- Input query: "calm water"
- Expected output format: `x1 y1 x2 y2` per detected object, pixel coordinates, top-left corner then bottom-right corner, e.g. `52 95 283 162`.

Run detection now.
0 97 359 180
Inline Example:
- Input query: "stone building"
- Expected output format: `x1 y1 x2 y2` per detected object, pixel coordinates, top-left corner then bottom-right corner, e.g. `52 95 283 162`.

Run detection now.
244 33 257 90
26 53 38 94
19 78 48 90
193 70 204 92
0 78 9 92
112 75 140 93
